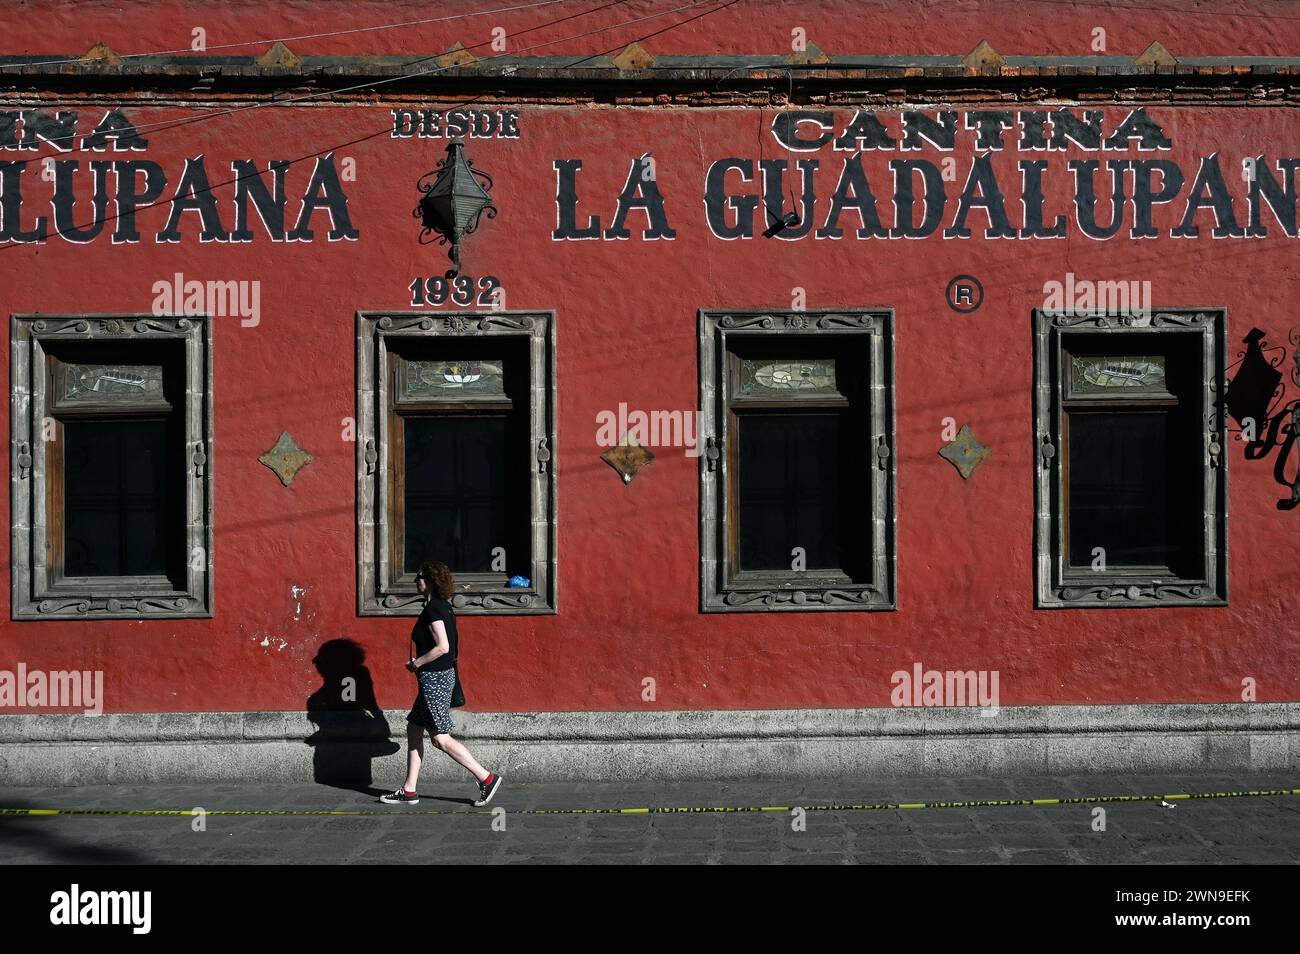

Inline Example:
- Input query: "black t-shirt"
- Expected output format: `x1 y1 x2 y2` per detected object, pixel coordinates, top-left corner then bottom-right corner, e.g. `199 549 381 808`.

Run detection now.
411 597 458 673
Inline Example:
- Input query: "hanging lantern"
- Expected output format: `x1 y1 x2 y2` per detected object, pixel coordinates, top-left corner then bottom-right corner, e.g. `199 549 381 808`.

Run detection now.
414 138 496 278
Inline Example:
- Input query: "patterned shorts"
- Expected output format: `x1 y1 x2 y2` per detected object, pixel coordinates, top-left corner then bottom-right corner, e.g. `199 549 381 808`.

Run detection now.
407 668 456 735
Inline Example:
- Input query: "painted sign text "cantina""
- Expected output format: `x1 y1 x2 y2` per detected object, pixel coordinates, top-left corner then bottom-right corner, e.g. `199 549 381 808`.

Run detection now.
554 108 1300 242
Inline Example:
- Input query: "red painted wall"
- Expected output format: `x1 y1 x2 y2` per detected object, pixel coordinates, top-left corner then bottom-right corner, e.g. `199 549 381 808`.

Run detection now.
2 1 1299 715
2 0 1297 59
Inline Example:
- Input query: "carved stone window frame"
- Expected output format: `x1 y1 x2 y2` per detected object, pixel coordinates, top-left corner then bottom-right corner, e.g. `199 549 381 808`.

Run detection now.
10 314 214 620
698 309 897 613
356 310 557 616
1033 307 1228 609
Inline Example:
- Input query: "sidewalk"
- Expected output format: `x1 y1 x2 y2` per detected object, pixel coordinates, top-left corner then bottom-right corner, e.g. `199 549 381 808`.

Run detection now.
2 772 1298 864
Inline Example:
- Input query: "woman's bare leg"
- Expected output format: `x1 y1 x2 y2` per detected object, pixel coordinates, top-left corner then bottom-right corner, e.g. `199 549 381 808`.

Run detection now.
402 723 425 791
433 733 489 783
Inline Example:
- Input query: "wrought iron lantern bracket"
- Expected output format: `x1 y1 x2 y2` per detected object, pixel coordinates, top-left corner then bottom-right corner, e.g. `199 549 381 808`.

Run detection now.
414 138 497 278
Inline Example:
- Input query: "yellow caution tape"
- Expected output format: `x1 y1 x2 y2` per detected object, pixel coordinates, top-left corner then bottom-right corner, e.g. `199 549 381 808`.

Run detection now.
1 787 1296 818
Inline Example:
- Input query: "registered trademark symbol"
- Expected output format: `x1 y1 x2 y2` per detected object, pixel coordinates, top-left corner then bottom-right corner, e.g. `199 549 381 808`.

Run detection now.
946 274 984 314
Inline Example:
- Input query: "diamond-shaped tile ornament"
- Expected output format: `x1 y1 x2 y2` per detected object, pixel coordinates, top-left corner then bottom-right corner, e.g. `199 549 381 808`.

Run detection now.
436 40 479 68
786 40 830 66
938 424 990 480
960 39 1005 70
601 434 654 485
255 41 303 68
612 41 655 70
259 432 314 487
1135 40 1178 67
79 40 123 66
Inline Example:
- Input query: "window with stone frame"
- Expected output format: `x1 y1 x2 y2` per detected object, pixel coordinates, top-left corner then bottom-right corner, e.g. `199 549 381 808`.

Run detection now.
1033 308 1227 608
10 314 213 619
356 311 556 616
698 309 896 612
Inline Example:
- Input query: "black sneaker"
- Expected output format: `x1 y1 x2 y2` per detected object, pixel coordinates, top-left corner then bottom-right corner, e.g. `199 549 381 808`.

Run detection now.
473 774 503 807
379 788 419 804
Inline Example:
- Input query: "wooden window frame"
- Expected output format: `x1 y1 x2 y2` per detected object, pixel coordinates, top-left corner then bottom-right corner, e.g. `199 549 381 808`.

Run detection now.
10 314 213 620
384 350 522 590
356 311 556 616
698 309 896 613
1033 308 1228 608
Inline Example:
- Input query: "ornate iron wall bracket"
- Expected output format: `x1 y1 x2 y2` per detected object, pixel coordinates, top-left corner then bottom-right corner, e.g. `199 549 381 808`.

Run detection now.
1293 405 1300 502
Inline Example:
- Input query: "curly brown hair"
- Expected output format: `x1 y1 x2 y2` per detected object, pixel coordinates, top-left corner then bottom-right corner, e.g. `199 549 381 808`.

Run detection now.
418 560 455 600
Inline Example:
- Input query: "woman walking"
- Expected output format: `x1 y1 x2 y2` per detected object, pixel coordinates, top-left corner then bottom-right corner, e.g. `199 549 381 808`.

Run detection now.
380 560 503 807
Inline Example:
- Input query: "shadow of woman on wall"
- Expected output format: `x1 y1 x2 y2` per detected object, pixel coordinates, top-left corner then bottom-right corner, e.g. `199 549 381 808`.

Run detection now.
305 639 400 795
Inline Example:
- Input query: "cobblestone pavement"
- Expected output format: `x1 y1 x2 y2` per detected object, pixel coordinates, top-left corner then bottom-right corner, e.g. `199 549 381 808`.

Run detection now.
2 773 1298 864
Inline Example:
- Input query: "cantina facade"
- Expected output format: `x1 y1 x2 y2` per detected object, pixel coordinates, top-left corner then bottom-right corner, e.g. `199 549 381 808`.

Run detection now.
2 0 1299 781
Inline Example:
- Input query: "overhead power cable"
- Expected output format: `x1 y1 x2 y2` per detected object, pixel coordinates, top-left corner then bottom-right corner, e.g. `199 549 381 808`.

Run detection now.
19 0 642 152
1017 0 1300 23
0 0 571 70
0 0 746 250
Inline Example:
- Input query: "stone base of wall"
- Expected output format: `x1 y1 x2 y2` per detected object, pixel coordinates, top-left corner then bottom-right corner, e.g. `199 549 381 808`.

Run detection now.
1 704 1296 785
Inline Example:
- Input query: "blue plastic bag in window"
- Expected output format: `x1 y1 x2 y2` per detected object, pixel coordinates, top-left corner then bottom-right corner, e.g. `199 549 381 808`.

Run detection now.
508 575 531 588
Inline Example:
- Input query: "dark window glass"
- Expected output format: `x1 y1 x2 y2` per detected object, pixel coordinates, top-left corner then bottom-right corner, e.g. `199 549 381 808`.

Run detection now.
63 419 170 576
1067 412 1172 568
1062 335 1202 578
404 416 507 574
738 413 858 572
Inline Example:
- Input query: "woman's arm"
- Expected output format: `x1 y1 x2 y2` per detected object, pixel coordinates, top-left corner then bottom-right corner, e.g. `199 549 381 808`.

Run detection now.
410 619 451 668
